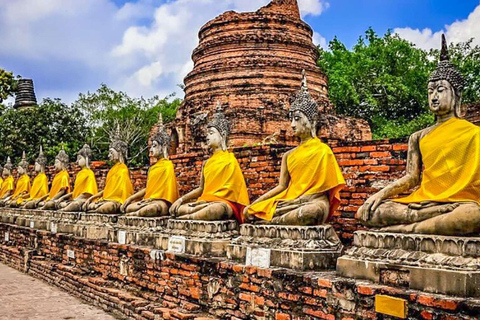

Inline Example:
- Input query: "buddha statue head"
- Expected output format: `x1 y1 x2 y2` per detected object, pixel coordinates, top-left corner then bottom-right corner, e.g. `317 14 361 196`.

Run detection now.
206 102 229 151
55 146 69 171
3 157 12 178
151 113 170 159
109 124 128 163
77 144 92 169
18 151 29 175
428 35 466 118
34 147 47 173
289 70 319 139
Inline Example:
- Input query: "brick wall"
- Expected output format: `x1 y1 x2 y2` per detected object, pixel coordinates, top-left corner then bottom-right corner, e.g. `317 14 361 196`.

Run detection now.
1 224 477 320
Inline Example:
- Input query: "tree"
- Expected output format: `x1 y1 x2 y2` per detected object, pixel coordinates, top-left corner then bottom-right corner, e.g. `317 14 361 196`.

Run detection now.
73 84 181 166
0 98 89 164
0 69 18 104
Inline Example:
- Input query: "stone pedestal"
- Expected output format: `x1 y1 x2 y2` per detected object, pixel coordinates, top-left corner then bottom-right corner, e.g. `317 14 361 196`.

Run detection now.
73 213 119 240
0 208 79 234
158 220 239 257
227 224 343 270
110 216 169 246
337 231 480 297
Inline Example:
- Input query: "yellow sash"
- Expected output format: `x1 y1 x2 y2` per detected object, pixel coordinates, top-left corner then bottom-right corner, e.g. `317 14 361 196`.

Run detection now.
25 173 49 201
198 150 250 219
249 137 345 221
0 176 14 198
395 118 480 205
12 174 31 200
48 170 70 200
144 159 179 204
72 168 98 199
102 162 134 204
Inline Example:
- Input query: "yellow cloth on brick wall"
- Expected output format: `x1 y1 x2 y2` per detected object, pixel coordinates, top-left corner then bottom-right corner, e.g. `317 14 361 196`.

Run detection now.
394 117 480 205
25 173 48 201
12 174 31 200
72 168 98 199
248 137 346 221
144 159 179 204
0 176 14 198
101 162 133 204
48 170 70 200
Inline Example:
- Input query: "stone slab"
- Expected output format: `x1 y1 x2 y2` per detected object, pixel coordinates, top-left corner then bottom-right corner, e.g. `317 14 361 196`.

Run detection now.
228 224 343 270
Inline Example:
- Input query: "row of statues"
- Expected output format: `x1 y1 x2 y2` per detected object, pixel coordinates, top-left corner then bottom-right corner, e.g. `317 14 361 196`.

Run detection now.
0 36 478 237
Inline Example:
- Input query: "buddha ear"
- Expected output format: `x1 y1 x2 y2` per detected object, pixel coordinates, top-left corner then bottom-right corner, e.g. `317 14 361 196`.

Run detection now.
454 91 463 118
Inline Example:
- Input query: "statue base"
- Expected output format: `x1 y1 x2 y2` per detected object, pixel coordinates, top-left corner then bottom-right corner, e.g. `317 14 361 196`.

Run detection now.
0 208 79 234
74 213 119 240
110 216 169 246
227 224 343 270
158 219 239 257
337 231 480 297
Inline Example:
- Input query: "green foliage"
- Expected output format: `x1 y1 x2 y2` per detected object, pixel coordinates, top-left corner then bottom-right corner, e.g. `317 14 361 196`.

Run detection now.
0 98 88 164
73 84 180 166
0 69 18 104
372 113 435 139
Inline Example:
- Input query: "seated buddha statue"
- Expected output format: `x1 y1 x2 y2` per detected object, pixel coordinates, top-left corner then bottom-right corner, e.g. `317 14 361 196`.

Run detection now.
40 148 71 210
57 144 98 212
244 71 346 226
7 152 31 207
357 35 480 236
22 147 49 209
169 103 250 222
121 115 179 217
84 125 134 214
0 157 15 203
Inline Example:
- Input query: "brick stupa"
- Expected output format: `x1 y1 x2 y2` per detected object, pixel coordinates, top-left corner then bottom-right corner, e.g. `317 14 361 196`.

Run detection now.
171 0 371 153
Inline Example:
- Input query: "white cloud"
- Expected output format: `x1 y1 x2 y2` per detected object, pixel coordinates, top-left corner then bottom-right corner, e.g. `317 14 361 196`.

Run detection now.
313 31 328 49
0 0 329 103
394 4 480 50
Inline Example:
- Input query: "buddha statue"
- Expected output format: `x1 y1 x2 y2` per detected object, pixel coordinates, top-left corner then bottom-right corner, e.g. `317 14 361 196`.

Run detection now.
22 147 49 209
357 35 480 236
7 152 31 207
244 71 346 225
0 157 15 202
57 144 98 212
169 103 250 222
40 147 71 210
84 125 134 214
121 114 179 217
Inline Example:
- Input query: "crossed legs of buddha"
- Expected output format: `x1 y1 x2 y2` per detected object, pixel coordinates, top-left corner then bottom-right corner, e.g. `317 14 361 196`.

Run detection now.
86 201 121 214
125 199 169 217
358 201 480 235
176 201 233 221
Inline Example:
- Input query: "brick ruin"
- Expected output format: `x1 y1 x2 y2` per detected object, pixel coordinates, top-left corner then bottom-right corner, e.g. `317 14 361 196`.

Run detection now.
170 0 371 153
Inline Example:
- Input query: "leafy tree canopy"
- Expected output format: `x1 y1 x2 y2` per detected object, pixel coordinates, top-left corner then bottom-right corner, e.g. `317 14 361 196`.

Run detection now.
0 68 18 104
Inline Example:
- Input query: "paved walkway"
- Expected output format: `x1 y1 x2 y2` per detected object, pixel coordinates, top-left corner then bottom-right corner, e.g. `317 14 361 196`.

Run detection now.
0 263 117 320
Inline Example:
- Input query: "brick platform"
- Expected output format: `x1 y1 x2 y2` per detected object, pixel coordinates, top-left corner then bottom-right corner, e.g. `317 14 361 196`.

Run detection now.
1 222 479 319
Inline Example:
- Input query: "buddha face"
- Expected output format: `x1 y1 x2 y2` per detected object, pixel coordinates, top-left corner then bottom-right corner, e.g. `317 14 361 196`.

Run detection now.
290 110 314 138
77 155 87 168
206 127 225 150
150 140 162 158
428 80 456 116
17 166 25 175
2 168 10 178
54 159 65 171
34 162 42 172
108 148 120 162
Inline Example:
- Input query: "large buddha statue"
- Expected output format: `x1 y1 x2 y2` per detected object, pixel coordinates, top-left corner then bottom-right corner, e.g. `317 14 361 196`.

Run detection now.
244 71 346 225
169 104 250 222
40 148 71 210
121 115 179 217
7 152 31 207
84 126 134 214
22 147 49 209
57 144 98 212
357 35 480 236
0 157 14 202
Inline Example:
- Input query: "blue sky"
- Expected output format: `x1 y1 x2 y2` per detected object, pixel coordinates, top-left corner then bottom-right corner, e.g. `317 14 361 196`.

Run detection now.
1 0 479 104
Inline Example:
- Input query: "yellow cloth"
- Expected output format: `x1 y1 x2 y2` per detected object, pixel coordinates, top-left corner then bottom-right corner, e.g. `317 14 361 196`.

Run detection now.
144 159 179 204
249 137 346 221
101 162 134 204
72 168 98 199
12 174 31 200
47 170 70 200
25 173 49 201
0 176 14 198
395 117 480 205
197 150 250 222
